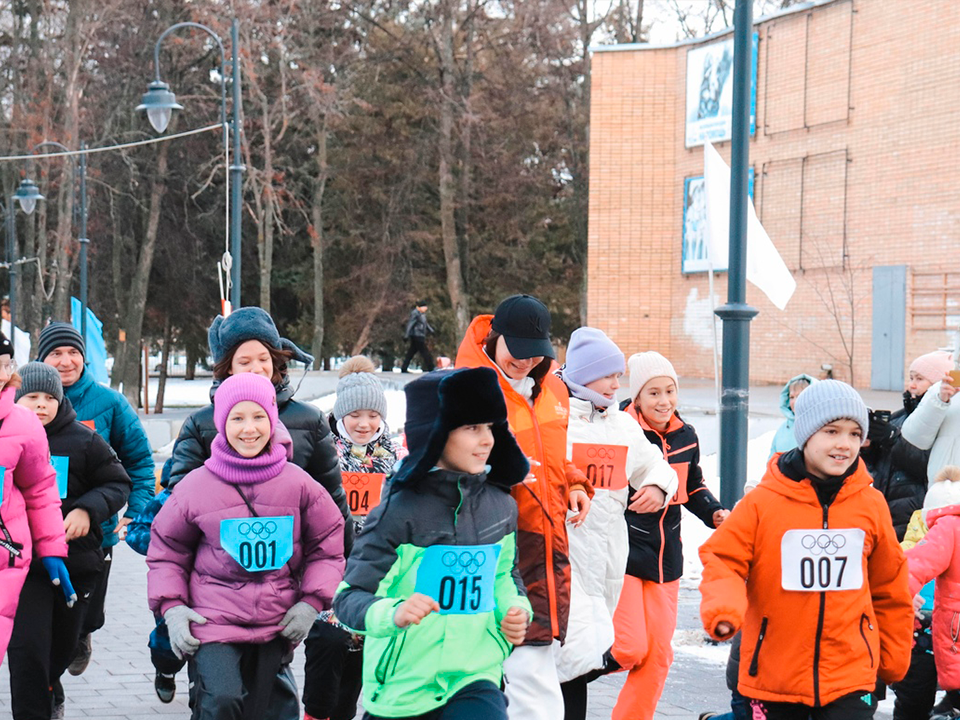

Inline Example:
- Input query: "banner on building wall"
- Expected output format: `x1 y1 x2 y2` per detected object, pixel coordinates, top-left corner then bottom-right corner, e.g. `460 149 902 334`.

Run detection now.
685 32 758 148
682 170 753 274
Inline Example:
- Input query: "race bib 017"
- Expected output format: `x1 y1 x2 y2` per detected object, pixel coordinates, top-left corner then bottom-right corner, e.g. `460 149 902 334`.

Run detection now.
220 516 294 572
414 544 501 615
342 472 385 516
570 444 628 491
781 528 865 592
51 456 69 499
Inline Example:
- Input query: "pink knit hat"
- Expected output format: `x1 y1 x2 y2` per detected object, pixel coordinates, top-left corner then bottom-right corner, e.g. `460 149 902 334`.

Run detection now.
909 351 953 384
213 373 278 435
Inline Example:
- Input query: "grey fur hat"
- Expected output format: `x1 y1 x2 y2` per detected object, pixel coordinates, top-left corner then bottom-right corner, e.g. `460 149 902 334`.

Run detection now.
208 307 313 366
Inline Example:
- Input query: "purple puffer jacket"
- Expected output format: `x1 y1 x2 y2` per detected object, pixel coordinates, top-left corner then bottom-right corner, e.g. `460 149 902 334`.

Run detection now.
0 385 68 660
147 461 345 645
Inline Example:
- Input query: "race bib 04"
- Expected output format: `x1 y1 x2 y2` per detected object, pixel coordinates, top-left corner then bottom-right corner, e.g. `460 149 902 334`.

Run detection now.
781 528 865 592
220 516 294 572
342 472 385 516
414 544 501 615
51 456 70 499
571 444 628 491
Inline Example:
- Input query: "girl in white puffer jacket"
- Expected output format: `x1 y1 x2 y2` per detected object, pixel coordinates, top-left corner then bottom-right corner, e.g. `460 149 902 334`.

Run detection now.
554 328 678 720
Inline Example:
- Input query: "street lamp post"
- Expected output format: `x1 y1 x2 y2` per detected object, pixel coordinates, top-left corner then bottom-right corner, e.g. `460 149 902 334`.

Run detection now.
137 18 244 310
6 178 45 344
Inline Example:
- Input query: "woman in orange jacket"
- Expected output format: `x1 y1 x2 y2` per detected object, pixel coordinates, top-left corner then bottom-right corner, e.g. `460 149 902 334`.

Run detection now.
456 294 592 720
700 380 914 719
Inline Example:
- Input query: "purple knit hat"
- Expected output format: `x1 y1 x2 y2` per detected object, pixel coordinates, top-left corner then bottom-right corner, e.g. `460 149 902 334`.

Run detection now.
564 327 625 387
213 373 279 435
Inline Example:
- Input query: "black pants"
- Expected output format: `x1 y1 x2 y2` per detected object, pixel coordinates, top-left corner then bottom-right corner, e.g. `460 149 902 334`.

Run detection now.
891 637 937 720
8 569 99 720
79 545 112 637
560 677 587 720
746 689 877 719
401 337 434 372
363 680 507 720
303 620 364 720
188 650 299 719
192 638 287 720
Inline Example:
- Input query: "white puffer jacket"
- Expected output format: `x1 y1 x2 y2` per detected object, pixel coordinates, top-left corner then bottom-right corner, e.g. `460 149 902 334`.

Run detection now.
555 396 678 682
901 382 960 485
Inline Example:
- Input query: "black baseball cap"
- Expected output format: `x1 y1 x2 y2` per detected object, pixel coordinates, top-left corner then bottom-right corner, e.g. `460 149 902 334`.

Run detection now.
491 294 555 360
0 331 12 359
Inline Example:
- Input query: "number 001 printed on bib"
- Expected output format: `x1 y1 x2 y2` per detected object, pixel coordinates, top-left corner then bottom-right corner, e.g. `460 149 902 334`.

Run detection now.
780 528 865 592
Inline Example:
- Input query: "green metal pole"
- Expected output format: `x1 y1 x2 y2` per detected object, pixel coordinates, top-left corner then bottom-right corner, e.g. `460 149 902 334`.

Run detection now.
715 0 758 510
229 17 244 309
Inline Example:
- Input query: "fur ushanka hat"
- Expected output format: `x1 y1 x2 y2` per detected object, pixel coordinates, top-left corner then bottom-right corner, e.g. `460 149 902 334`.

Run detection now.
391 367 529 489
208 307 314 366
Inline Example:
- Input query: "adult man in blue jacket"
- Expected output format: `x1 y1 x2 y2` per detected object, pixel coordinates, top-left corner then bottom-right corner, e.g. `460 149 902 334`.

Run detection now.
40 323 155 678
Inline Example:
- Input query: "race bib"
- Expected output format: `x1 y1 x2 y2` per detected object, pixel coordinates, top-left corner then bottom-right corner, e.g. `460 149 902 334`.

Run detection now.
414 544 501 615
51 456 70 499
0 466 5 506
668 463 689 505
781 528 865 592
220 516 294 572
571 444 628 491
342 472 385 516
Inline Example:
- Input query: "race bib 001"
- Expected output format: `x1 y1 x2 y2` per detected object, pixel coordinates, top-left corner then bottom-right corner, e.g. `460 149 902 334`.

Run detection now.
342 472 385 516
220 516 294 572
781 528 865 592
414 544 501 615
571 444 628 491
51 456 69 499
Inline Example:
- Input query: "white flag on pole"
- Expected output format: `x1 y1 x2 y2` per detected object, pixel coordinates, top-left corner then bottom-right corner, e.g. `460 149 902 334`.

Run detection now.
703 141 796 310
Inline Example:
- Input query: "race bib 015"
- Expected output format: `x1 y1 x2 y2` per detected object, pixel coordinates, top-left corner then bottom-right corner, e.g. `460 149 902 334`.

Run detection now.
414 544 501 615
220 516 294 572
51 456 69 499
781 528 865 592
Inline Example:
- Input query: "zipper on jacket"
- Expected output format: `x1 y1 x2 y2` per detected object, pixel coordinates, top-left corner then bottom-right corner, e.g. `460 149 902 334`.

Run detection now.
371 631 408 702
859 614 875 668
812 503 829 706
529 408 560 639
454 477 464 537
487 626 511 657
747 616 768 677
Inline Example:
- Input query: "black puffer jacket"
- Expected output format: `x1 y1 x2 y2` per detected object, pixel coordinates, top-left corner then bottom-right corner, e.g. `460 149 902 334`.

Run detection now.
166 378 353 554
861 391 929 541
29 397 131 578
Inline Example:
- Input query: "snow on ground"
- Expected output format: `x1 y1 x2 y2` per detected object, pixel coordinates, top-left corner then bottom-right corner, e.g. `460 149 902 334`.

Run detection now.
145 376 215 407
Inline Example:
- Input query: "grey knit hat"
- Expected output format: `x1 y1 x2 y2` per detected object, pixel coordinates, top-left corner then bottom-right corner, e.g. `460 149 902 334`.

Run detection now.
37 322 85 361
793 379 868 449
333 371 387 421
15 362 64 404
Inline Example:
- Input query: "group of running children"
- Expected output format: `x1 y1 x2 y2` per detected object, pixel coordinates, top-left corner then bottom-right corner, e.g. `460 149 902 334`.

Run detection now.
5 293 960 720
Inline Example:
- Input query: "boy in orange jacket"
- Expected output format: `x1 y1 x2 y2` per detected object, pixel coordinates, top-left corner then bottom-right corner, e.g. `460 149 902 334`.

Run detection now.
699 380 913 719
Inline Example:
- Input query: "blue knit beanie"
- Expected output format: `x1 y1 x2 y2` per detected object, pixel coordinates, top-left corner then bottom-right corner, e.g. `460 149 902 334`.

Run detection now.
564 328 625 387
208 307 314 366
793 379 869 449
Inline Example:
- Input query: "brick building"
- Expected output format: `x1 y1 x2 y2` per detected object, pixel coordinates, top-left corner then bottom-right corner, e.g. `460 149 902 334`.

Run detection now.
587 0 960 389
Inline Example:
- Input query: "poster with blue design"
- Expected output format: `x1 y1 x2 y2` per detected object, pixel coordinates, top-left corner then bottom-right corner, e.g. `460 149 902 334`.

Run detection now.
682 169 754 274
685 33 758 148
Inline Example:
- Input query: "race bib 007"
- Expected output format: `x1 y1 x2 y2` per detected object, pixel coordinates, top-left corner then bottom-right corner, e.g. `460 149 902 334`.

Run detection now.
780 528 865 592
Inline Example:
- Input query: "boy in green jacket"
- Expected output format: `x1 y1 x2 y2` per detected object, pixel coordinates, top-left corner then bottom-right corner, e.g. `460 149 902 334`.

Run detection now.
334 367 532 719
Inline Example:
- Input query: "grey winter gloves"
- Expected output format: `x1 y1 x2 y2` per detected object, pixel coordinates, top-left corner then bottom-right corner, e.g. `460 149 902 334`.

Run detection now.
278 601 318 643
164 605 207 659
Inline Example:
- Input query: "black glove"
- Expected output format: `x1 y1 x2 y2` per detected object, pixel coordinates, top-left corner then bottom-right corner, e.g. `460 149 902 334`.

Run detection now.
867 416 897 445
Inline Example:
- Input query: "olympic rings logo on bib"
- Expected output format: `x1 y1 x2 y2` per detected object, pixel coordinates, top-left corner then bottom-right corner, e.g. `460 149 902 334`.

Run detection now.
571 443 628 491
342 472 385 516
781 528 865 592
220 516 295 572
415 544 501 615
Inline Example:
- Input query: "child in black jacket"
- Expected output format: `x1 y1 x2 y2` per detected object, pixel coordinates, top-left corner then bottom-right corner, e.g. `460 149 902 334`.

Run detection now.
9 362 131 719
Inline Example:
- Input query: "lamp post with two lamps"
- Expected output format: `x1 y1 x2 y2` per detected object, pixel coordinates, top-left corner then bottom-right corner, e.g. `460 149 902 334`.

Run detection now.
136 18 244 311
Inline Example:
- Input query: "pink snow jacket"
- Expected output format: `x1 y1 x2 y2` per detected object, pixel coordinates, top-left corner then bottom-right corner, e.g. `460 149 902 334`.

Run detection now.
147 460 345 645
0 384 68 658
906 503 960 690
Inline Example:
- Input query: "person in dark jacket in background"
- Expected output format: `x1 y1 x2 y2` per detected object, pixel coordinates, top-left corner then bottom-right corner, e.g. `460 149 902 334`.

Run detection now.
862 350 953 541
39 322 155 678
400 301 435 373
161 307 349 714
9 362 130 720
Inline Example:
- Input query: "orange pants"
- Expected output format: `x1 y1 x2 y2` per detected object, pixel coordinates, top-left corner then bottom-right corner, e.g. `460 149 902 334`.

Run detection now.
610 576 680 720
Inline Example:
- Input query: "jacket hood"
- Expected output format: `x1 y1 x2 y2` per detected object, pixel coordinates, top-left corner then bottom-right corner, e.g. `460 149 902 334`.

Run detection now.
925 503 960 528
624 401 684 436
761 451 873 504
45 396 78 435
0 384 13 419
778 374 818 421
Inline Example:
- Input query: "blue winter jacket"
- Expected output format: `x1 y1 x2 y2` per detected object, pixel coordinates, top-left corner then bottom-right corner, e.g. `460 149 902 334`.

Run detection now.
64 367 155 548
768 374 818 459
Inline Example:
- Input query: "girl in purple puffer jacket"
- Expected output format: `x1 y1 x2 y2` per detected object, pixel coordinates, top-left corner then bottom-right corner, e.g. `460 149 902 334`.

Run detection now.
147 372 345 719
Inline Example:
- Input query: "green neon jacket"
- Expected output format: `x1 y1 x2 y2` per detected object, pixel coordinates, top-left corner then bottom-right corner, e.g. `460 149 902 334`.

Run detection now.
334 468 531 718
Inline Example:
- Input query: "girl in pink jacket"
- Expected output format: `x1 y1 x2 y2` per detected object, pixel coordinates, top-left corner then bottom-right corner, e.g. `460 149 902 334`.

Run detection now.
0 332 72 662
147 372 345 719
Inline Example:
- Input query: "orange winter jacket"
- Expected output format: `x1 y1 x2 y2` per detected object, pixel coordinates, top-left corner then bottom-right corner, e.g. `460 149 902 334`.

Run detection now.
456 315 591 645
699 453 913 707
